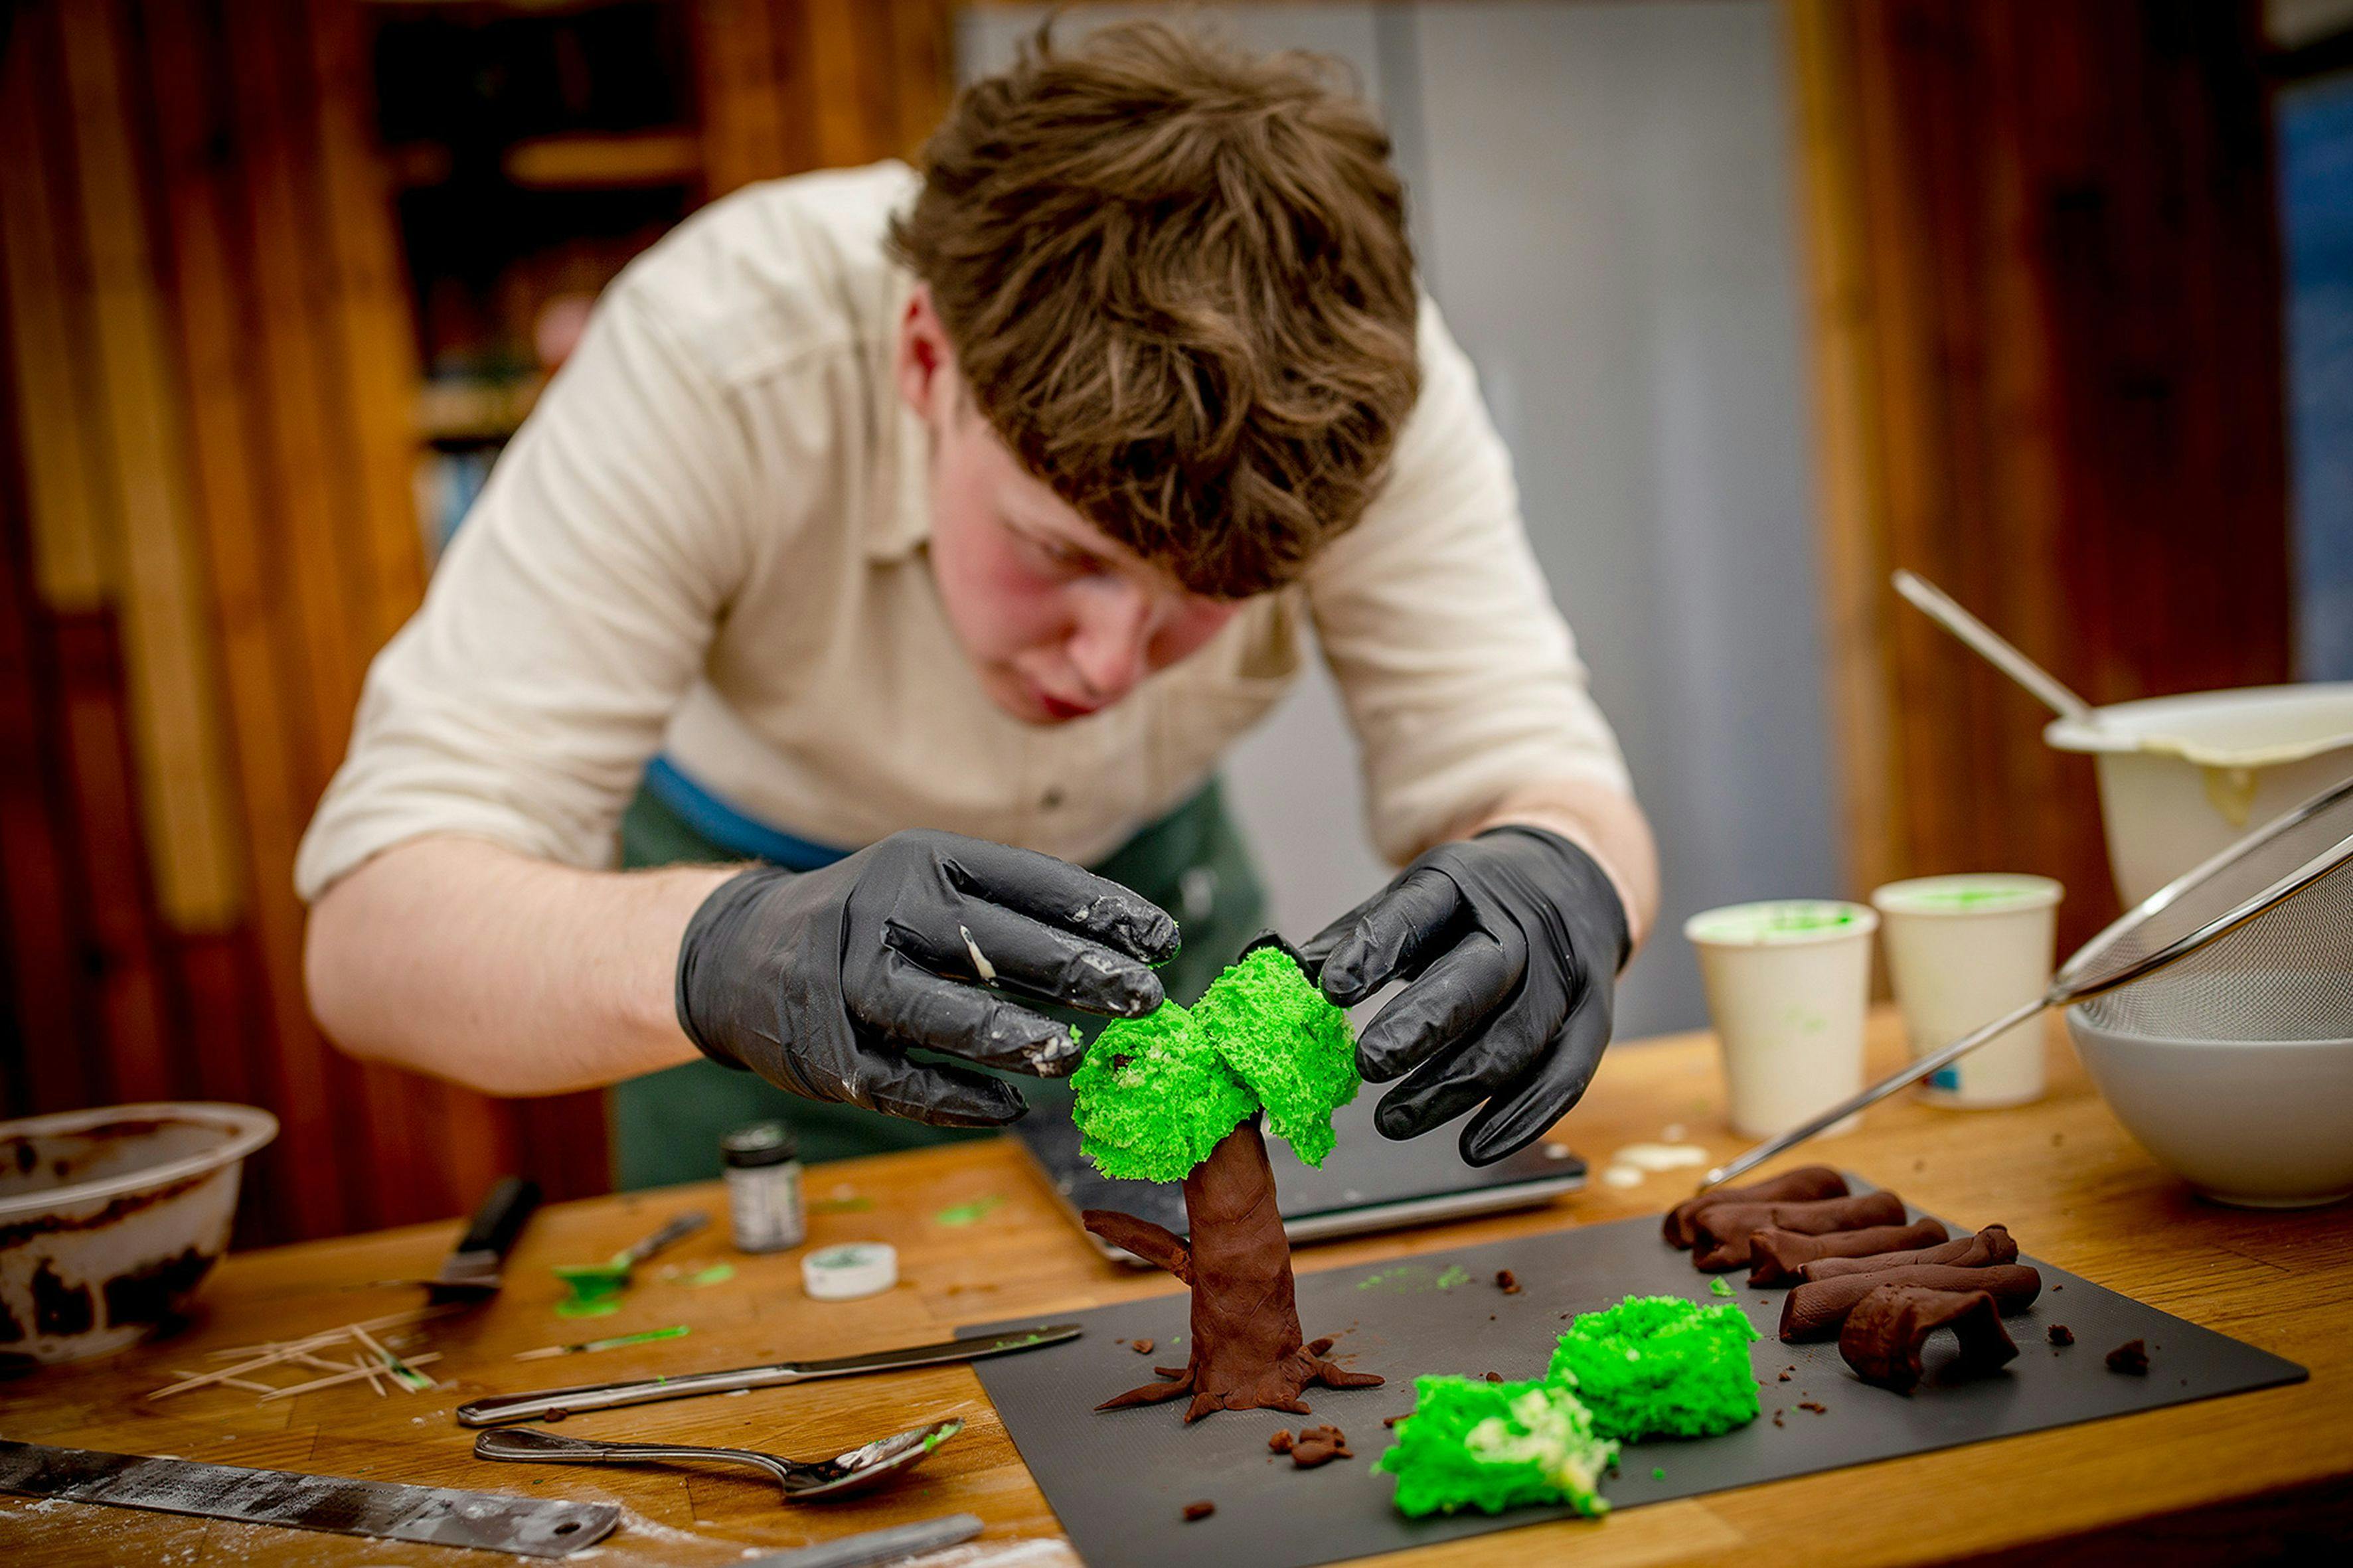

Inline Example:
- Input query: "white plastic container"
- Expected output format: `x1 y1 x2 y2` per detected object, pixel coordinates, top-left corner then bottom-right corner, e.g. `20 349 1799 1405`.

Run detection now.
2045 683 2353 906
1684 900 1878 1139
1872 874 2061 1109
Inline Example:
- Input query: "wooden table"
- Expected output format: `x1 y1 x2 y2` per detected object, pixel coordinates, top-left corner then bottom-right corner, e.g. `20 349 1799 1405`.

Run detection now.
5 1010 2350 1565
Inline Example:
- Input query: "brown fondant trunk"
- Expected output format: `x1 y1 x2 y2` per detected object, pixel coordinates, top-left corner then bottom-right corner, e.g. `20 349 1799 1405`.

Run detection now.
1084 1117 1382 1423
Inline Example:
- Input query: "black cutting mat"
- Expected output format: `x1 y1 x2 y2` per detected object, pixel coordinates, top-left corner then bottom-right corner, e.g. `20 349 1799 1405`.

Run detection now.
965 1192 2306 1568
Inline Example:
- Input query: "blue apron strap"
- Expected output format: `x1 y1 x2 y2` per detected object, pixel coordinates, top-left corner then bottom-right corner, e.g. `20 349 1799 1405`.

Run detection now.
641 755 855 871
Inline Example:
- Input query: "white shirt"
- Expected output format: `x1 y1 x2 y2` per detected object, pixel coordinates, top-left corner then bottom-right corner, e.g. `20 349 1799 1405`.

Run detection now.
296 163 1637 909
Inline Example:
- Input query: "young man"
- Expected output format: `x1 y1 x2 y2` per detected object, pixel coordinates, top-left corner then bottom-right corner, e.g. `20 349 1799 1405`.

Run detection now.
299 24 1658 1189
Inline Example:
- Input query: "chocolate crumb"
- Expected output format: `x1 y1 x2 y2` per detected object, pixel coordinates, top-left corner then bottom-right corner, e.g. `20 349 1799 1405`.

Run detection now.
1496 1269 1522 1294
1183 1500 1216 1522
1798 1400 1827 1414
1382 1413 1405 1428
2047 1324 2074 1347
1268 1430 1295 1454
1771 1410 1785 1427
2106 1339 2150 1375
1485 1371 1504 1383
1777 1370 1791 1381
1130 1338 1155 1356
1288 1423 1352 1468
1489 1314 1497 1321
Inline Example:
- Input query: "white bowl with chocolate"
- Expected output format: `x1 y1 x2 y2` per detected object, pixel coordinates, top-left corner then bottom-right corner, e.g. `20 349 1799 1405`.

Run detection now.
0 1102 277 1366
2064 1005 2353 1209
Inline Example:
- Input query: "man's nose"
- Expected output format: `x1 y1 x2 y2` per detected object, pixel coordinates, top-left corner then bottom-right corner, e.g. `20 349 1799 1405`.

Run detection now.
1067 582 1155 701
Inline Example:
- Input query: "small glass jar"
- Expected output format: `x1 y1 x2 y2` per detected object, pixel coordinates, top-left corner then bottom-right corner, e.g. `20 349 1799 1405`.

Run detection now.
720 1121 805 1253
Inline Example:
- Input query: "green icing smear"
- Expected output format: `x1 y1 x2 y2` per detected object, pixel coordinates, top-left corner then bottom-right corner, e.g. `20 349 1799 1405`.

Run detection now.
1376 1375 1615 1519
1071 946 1358 1183
1546 1295 1760 1441
1887 882 2048 911
935 1196 1006 1227
1688 901 1866 944
1435 1266 1472 1291
1356 1265 1434 1293
677 1262 735 1288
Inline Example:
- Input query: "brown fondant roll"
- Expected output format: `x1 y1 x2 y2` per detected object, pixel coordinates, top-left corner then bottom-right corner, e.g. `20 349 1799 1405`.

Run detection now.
1799 1224 2018 1283
1780 1263 2041 1342
1745 1218 1951 1287
1690 1191 1907 1271
1838 1285 2018 1393
1663 1165 1850 1247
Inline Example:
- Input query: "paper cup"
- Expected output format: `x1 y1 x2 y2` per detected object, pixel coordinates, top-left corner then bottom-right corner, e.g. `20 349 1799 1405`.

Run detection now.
1872 874 2062 1109
1684 900 1878 1139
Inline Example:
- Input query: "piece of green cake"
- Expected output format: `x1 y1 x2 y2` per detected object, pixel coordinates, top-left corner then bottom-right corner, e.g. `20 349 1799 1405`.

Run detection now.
1546 1294 1760 1441
1189 947 1358 1166
1068 1002 1254 1184
1374 1375 1617 1519
1070 947 1358 1182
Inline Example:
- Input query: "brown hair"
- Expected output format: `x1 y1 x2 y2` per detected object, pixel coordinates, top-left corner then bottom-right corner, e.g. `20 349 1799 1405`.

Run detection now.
890 21 1421 598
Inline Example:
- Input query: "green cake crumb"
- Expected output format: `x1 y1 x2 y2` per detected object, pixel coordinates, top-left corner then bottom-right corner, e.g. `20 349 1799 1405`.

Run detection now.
1375 1375 1617 1519
1651 1466 1666 1480
1070 947 1358 1182
1546 1295 1760 1441
1709 1276 1735 1297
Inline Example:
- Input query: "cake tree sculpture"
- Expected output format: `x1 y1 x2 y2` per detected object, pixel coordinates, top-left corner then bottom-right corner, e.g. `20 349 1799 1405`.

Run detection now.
1070 940 1384 1422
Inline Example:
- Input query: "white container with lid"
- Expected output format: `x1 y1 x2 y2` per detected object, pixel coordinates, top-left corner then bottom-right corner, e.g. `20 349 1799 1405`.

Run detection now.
1684 900 1878 1140
1872 874 2062 1109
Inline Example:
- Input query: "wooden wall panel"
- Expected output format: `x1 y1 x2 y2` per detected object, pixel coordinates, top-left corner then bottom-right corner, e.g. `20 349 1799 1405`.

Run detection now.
2 0 960 1237
1789 0 2292 953
700 0 951 196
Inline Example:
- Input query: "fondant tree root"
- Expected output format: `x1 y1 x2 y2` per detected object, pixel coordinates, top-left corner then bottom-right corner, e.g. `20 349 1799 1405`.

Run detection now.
1085 1117 1382 1423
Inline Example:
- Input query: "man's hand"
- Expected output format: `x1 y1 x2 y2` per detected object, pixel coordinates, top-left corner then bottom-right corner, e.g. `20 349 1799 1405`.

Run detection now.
676 830 1179 1126
1302 826 1628 1165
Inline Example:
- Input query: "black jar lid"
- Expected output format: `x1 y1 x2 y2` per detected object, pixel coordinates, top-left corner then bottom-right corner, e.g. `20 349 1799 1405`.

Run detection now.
720 1121 799 1169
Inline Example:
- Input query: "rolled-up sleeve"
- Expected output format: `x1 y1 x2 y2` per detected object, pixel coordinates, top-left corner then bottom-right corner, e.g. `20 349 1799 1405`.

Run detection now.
294 280 760 900
1309 297 1636 868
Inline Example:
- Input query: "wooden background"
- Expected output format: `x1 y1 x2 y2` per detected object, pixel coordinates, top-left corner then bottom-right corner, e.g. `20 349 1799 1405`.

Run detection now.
0 0 955 1243
0 0 2296 1243
1790 0 2293 956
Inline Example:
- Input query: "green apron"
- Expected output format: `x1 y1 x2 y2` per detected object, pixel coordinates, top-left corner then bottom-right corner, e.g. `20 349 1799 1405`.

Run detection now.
610 778 1267 1188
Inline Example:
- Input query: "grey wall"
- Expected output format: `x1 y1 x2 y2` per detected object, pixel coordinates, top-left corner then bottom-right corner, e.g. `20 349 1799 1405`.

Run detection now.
959 3 1839 1038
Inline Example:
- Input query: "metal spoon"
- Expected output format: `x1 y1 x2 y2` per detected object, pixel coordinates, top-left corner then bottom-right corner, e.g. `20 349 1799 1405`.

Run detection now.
1892 570 2098 723
472 1418 962 1501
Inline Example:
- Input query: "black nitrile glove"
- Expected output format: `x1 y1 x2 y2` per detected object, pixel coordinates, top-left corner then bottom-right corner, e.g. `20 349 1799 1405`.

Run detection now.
1302 825 1629 1165
676 830 1178 1127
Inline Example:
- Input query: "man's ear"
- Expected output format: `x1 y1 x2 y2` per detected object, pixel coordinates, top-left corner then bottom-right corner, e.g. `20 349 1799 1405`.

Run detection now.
895 283 957 424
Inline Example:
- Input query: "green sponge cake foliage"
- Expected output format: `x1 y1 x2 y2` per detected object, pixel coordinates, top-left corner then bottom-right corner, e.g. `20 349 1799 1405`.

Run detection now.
1067 1002 1254 1184
1190 947 1358 1167
1547 1294 1760 1441
1072 947 1358 1183
1374 1375 1617 1519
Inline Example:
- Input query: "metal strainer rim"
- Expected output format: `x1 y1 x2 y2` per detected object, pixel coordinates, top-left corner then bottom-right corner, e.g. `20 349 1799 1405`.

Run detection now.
2055 773 2353 1004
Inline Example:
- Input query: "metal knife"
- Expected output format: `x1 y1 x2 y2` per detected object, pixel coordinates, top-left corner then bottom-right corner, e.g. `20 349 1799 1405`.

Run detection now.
457 1322 1082 1426
428 1175 542 1302
739 1514 984 1568
358 1176 542 1303
0 1438 615 1558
